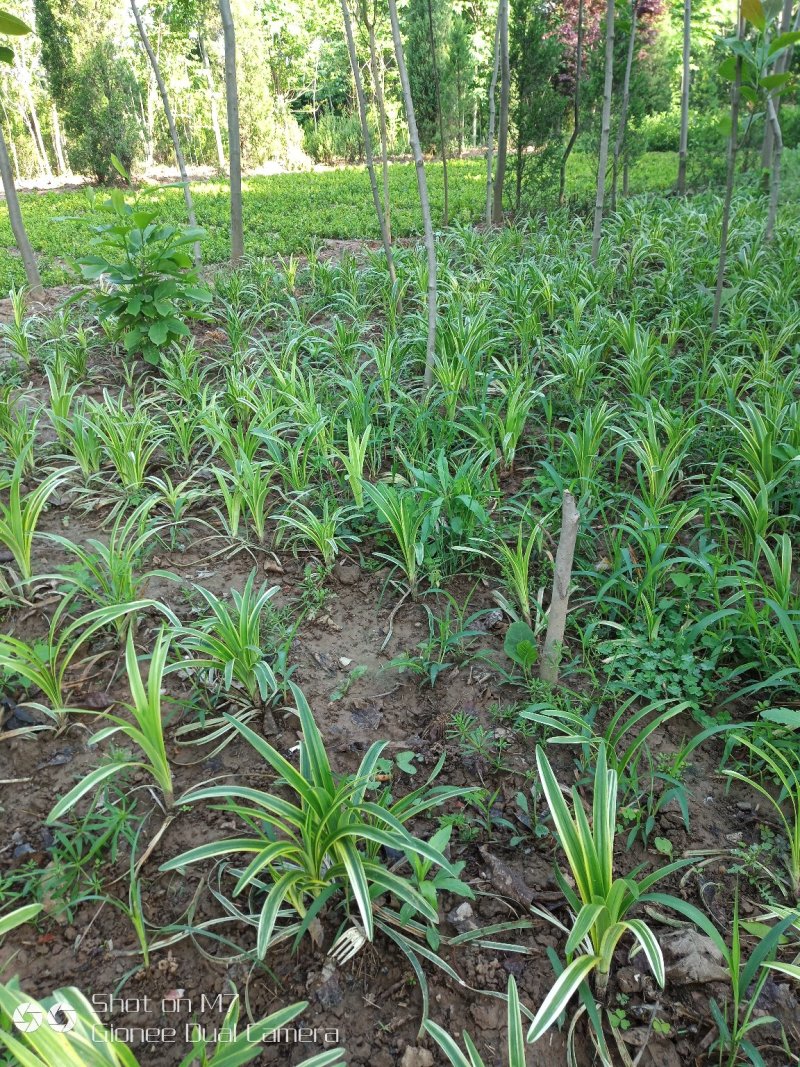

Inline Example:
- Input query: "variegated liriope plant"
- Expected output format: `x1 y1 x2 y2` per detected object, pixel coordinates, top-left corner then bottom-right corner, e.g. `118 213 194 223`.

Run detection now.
527 743 691 1061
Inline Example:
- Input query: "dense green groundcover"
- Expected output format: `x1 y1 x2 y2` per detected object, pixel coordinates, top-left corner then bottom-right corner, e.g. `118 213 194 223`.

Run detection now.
0 153 679 291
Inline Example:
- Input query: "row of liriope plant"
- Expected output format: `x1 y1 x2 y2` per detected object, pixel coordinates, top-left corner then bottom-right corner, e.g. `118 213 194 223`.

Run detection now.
1 195 798 712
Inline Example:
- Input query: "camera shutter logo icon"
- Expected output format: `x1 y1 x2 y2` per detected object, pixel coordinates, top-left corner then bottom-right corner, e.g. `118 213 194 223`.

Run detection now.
12 1001 77 1034
12 1003 43 1033
47 1003 77 1032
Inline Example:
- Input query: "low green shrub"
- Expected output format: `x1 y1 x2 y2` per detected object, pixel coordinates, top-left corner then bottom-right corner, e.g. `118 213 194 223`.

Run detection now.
78 186 211 366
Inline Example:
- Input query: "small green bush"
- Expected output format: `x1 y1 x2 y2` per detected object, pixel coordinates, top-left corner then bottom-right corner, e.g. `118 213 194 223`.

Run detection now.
79 187 211 366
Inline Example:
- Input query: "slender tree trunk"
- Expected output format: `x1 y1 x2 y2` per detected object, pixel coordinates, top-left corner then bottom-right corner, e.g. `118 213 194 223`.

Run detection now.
677 0 691 193
611 0 636 213
51 105 67 174
591 0 615 264
23 88 52 178
765 95 782 240
559 0 584 206
515 140 522 212
456 69 463 156
130 0 200 265
340 0 397 290
15 47 51 178
5 121 20 181
19 100 46 177
219 0 244 265
472 95 477 148
0 122 43 297
200 33 226 171
142 76 154 166
365 9 392 243
541 491 580 684
761 0 794 167
485 5 500 225
712 11 742 332
492 0 509 224
388 0 437 394
425 0 448 226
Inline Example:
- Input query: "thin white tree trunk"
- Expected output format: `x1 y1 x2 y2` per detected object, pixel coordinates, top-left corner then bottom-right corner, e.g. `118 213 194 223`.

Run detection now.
492 0 509 225
388 0 437 394
130 0 200 265
0 121 43 297
559 0 584 206
15 47 51 178
485 5 500 225
426 0 448 226
761 0 794 167
765 95 783 241
712 11 742 332
6 122 20 180
541 491 580 684
145 73 154 167
23 88 51 178
51 104 67 174
340 0 397 289
366 11 392 243
677 0 691 193
611 0 636 211
200 33 226 171
591 0 615 264
219 0 243 265
20 100 45 177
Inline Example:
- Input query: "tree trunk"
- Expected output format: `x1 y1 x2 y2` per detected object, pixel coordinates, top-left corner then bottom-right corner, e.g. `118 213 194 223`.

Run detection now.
365 9 392 243
559 0 584 206
23 87 52 178
388 0 437 394
456 68 463 157
0 122 43 297
340 0 397 289
492 0 509 224
765 95 783 241
712 12 742 332
485 5 500 225
540 491 580 684
15 46 52 178
219 0 244 265
425 0 448 226
591 0 615 264
5 121 20 181
130 0 200 265
143 73 155 167
19 99 46 178
761 0 794 167
611 0 636 213
51 104 67 174
200 33 226 171
677 0 691 193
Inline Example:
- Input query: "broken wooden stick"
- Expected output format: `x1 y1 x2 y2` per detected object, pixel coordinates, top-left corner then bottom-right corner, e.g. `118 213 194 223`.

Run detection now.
540 490 580 684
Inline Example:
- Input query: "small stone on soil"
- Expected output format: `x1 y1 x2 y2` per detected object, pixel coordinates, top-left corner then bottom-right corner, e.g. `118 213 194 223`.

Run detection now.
469 998 505 1031
399 1049 434 1067
447 902 477 933
334 561 359 585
